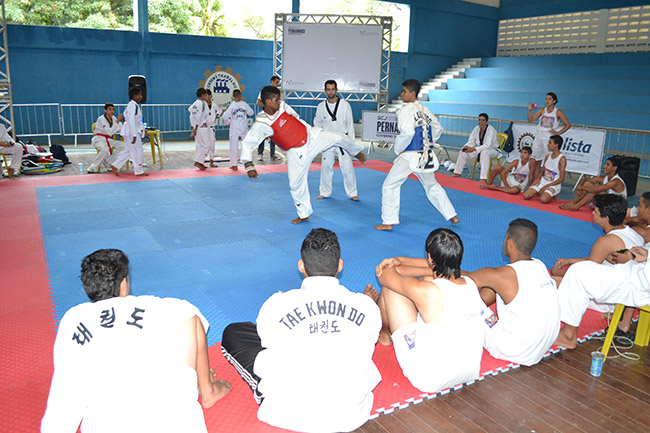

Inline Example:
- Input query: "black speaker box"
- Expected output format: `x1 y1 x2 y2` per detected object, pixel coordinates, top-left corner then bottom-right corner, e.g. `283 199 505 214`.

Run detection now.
128 75 147 104
614 155 640 196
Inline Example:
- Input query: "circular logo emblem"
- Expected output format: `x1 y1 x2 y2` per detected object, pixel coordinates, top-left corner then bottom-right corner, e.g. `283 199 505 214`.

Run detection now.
517 132 535 152
200 66 246 109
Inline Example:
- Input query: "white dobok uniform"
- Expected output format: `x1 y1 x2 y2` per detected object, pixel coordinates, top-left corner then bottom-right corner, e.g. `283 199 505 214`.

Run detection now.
313 98 358 198
533 107 560 161
240 101 364 219
504 158 532 191
558 259 650 328
205 103 220 161
89 114 123 172
189 99 212 165
254 276 381 433
452 124 500 179
222 101 254 166
0 124 22 172
114 100 145 175
391 277 485 393
529 153 564 197
380 101 457 224
482 259 561 366
41 295 210 433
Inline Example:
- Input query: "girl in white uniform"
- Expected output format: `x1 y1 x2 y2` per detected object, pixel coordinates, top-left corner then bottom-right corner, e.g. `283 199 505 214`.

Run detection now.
112 88 147 176
222 90 254 169
527 92 570 180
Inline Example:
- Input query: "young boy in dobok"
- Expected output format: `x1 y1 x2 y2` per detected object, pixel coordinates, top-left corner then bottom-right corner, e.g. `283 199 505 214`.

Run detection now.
189 87 212 170
111 88 148 176
240 86 367 224
222 89 254 170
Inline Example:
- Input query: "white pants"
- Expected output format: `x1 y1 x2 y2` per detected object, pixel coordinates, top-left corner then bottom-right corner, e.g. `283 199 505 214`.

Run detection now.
89 136 124 172
558 261 650 327
206 127 217 161
228 126 247 167
532 132 550 161
453 148 499 180
381 153 457 225
113 135 144 175
0 143 23 170
194 127 213 164
286 129 363 218
319 146 358 198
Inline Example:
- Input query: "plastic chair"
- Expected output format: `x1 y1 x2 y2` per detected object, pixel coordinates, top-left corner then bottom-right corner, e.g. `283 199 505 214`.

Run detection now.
91 122 127 172
470 132 508 180
145 128 163 168
1 154 8 175
601 304 650 360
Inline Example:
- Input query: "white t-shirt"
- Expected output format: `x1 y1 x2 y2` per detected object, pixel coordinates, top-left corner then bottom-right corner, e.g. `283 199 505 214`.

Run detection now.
254 276 381 433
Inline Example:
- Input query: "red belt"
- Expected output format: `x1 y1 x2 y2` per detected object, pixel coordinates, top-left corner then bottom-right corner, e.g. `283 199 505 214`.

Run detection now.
95 133 113 154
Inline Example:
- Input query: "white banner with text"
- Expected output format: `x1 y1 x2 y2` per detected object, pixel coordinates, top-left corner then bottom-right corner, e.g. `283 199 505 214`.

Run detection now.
362 111 399 142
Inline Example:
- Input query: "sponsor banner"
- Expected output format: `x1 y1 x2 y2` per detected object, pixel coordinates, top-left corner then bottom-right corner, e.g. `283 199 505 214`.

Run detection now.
510 123 605 176
362 111 399 142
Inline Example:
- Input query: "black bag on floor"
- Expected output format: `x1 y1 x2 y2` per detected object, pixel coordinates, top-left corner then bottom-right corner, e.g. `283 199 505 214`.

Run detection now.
50 144 70 164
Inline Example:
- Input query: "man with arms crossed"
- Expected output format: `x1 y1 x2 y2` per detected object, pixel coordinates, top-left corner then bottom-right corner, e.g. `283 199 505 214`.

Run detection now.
466 219 560 366
314 80 359 201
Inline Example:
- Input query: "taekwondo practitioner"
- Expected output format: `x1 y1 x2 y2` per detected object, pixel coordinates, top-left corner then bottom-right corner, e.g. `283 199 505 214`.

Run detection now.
240 85 367 224
0 123 23 179
375 79 459 231
451 113 500 182
189 87 212 170
111 88 148 176
87 103 123 173
479 146 534 194
367 228 485 393
523 135 566 203
205 89 221 167
41 249 232 433
221 228 381 433
467 219 561 366
222 89 254 170
255 76 282 162
527 92 571 181
313 79 359 201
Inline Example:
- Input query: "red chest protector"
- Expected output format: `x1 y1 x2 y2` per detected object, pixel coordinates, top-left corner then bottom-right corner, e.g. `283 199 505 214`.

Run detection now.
270 111 308 150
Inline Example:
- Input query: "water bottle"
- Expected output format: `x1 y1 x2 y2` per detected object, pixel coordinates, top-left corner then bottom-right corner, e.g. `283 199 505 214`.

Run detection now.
78 162 84 172
531 103 538 109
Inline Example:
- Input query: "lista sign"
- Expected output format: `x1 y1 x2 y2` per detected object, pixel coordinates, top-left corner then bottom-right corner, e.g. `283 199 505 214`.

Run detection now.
362 111 399 142
509 123 606 176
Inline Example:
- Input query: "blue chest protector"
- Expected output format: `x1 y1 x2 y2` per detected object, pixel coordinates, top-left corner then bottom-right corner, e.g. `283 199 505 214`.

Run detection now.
404 124 434 152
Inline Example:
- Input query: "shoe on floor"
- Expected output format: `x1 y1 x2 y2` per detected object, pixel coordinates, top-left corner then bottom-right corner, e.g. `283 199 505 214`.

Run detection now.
271 154 282 161
257 155 263 162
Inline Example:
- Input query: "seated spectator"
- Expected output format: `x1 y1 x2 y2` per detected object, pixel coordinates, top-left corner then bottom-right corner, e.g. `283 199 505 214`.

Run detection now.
451 113 500 182
555 245 650 349
88 103 124 173
0 123 23 178
559 156 626 211
523 135 566 203
466 219 560 366
41 249 231 433
367 228 485 393
551 194 644 281
221 228 381 433
479 146 534 194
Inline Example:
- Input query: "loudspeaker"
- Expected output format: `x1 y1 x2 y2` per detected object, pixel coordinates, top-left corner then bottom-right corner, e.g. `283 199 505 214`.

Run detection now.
615 155 640 196
128 75 147 104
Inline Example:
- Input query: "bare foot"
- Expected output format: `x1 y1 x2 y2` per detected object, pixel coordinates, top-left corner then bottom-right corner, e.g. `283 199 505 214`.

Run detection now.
229 166 238 170
451 216 460 225
135 172 149 176
374 224 393 231
351 196 360 201
478 183 488 189
291 216 309 224
364 283 379 303
210 162 218 168
7 168 14 178
355 151 367 163
559 203 580 211
200 368 232 409
479 179 487 183
316 195 328 200
194 162 207 170
110 165 119 176
553 325 578 349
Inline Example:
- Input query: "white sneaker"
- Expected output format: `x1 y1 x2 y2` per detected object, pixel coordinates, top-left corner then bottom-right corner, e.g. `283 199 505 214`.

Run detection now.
443 160 451 169
271 154 282 161
448 163 456 171
257 155 263 162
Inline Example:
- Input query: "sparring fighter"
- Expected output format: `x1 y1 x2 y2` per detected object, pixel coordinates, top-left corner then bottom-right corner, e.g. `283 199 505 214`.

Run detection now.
222 89 254 170
240 85 367 224
0 124 23 179
523 135 566 203
551 194 644 280
479 146 534 194
451 113 500 182
255 76 281 162
111 88 148 176
205 89 221 167
314 79 359 201
374 79 459 230
189 87 212 170
466 219 561 366
87 103 123 173
559 156 627 211
41 249 231 433
366 228 485 393
221 229 381 433
554 245 650 349
527 92 571 181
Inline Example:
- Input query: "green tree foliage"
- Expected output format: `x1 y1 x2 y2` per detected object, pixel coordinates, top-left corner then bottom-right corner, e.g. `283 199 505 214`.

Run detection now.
242 14 273 40
189 0 227 36
148 0 194 34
